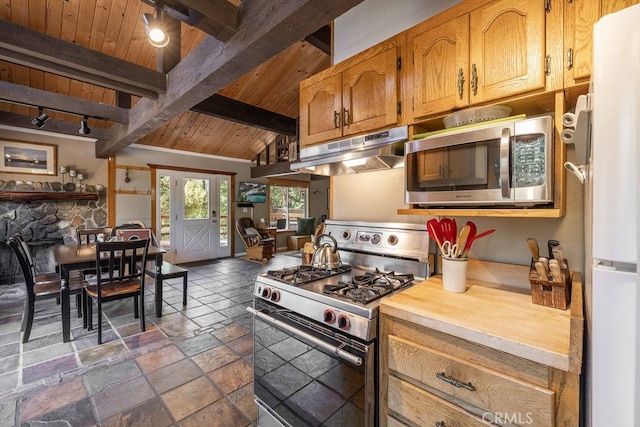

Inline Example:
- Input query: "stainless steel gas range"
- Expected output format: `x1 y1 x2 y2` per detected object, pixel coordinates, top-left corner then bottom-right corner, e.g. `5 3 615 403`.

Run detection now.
247 220 430 427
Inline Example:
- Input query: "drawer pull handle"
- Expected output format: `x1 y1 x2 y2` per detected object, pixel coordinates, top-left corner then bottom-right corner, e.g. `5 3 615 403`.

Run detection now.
436 372 475 391
435 422 446 427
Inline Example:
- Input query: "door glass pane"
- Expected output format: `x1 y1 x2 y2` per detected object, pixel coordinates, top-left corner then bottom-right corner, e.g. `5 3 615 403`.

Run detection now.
159 175 171 249
288 187 307 230
184 178 210 220
219 178 229 246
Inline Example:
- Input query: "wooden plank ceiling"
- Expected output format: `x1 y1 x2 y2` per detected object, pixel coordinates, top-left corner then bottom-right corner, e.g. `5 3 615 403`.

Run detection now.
0 0 331 161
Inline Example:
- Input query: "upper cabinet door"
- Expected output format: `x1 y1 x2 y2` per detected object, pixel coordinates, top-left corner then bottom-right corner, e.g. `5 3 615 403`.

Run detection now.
299 73 343 146
469 0 546 104
564 0 638 88
411 14 470 119
342 44 399 137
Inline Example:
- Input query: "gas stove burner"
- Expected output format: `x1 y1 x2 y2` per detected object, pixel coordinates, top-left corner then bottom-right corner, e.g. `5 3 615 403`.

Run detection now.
266 264 351 286
323 269 414 304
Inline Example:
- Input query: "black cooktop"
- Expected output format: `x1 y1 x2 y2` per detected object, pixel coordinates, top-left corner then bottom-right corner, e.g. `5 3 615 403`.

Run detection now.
323 269 414 304
265 264 352 287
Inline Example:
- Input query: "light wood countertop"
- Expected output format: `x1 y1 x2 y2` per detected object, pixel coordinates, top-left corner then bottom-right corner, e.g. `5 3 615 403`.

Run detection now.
380 260 584 374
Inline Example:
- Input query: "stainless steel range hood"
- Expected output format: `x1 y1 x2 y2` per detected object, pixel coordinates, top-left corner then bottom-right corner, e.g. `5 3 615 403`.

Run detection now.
291 126 408 176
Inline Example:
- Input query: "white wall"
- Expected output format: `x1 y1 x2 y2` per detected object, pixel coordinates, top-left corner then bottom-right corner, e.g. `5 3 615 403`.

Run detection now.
334 0 461 63
0 125 108 187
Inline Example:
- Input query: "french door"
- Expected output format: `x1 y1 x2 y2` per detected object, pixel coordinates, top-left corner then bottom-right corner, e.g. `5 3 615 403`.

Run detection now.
156 170 230 263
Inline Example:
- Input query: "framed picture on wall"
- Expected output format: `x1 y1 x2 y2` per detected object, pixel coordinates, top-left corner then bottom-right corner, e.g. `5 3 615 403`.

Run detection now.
0 140 57 175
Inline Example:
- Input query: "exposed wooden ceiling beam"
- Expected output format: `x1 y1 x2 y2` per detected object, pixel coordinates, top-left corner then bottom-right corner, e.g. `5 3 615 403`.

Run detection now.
0 111 108 141
304 25 332 55
163 0 239 41
0 81 129 123
96 0 364 158
191 95 296 135
0 19 166 99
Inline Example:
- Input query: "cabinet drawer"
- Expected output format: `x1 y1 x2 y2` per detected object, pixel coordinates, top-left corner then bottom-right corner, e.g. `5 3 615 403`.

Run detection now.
388 375 486 427
388 335 555 426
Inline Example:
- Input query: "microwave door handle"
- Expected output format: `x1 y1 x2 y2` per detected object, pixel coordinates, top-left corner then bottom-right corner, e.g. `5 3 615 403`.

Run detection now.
500 127 511 198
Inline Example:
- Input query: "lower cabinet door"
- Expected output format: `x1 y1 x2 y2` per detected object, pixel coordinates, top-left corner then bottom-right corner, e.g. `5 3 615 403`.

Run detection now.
388 376 486 426
388 334 555 426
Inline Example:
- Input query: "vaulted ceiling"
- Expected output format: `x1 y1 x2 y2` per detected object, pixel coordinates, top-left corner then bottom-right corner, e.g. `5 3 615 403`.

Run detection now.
0 0 363 161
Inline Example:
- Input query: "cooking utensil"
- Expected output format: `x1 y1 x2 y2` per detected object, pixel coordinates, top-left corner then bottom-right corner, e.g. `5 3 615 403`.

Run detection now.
549 260 563 283
527 238 541 260
440 218 457 245
547 239 560 258
311 234 342 269
442 241 458 258
454 225 471 258
427 220 446 255
539 257 550 274
461 221 477 257
460 228 495 258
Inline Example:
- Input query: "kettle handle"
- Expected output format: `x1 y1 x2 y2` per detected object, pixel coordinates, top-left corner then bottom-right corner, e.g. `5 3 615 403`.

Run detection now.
316 233 338 252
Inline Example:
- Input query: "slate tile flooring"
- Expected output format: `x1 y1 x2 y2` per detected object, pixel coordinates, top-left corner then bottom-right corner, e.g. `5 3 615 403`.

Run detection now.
0 256 271 426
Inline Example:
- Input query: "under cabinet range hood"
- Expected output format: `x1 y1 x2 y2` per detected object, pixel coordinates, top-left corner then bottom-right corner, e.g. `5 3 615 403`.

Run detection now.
291 126 408 176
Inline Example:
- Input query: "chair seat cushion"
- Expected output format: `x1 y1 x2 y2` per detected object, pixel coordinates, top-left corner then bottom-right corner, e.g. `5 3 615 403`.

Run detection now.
85 279 142 299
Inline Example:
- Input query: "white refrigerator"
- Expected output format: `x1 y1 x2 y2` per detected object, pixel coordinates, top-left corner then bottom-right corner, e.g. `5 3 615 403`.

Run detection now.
590 4 640 426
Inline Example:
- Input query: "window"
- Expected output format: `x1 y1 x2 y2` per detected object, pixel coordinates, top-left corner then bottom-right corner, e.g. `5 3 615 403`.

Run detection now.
268 178 309 230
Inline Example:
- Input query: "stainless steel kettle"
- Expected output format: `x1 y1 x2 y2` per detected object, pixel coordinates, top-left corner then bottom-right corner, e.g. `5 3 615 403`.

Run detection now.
311 234 342 269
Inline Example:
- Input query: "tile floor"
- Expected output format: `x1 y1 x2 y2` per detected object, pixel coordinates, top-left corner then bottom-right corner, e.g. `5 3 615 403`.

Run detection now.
0 256 278 426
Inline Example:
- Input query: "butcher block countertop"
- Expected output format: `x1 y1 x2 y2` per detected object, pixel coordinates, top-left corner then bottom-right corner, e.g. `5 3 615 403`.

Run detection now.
380 259 584 374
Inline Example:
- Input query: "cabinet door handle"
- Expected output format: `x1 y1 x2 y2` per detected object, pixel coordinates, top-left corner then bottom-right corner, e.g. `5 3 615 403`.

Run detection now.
566 48 574 70
457 68 464 100
471 64 478 96
439 165 444 178
343 108 349 126
436 372 475 391
334 110 340 128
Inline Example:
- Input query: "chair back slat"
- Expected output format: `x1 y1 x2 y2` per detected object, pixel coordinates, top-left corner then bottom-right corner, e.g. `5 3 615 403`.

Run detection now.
77 227 113 244
95 239 149 290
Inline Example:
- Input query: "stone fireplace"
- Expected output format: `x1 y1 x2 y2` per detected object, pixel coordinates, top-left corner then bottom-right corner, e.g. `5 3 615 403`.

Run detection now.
0 182 107 285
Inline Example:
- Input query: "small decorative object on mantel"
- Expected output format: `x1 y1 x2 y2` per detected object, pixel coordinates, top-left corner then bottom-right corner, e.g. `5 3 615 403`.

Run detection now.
526 237 571 310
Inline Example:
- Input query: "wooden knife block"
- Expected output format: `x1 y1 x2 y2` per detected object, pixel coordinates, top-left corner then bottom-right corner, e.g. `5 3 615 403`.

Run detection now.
528 259 571 310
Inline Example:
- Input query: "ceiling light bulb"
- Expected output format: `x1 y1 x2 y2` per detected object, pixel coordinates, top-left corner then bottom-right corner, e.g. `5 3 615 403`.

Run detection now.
142 11 170 48
343 158 368 168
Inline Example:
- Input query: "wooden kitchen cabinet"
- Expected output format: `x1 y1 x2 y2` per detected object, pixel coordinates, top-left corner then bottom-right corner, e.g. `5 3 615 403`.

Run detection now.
299 38 400 147
380 260 583 427
406 0 550 122
564 0 638 88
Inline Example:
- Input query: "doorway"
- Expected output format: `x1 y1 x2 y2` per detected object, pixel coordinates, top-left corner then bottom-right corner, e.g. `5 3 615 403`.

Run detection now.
157 170 231 263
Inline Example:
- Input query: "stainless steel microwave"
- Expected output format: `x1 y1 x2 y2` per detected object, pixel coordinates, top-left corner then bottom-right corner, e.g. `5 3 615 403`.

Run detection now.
405 115 553 207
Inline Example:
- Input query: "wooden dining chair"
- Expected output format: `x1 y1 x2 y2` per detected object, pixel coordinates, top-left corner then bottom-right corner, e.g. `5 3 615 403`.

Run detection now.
7 237 85 343
84 238 150 344
76 226 114 278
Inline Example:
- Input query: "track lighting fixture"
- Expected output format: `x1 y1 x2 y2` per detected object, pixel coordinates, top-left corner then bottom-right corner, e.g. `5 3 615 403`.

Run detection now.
142 7 170 48
79 116 91 135
30 107 50 128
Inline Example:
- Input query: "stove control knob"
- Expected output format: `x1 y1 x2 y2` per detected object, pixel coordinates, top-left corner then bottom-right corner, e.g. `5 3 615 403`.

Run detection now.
270 290 280 303
337 314 350 331
388 234 398 245
323 309 336 324
261 287 272 299
342 231 351 240
371 233 381 245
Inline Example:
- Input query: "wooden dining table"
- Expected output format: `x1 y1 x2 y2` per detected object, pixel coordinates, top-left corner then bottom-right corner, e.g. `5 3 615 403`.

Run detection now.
52 243 167 343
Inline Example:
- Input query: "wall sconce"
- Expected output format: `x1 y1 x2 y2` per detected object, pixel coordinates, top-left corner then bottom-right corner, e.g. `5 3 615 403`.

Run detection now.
142 7 170 48
30 107 50 128
79 116 91 135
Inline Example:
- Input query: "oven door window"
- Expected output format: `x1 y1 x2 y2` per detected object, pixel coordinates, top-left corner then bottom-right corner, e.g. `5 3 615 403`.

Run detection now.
407 139 500 192
253 300 373 426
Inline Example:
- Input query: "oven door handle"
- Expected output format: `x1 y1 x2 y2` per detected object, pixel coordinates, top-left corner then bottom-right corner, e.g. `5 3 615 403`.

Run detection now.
247 307 363 366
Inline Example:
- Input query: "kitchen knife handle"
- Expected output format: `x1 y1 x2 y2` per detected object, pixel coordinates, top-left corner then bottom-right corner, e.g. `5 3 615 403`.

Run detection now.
534 261 549 280
547 240 560 258
527 238 540 260
549 262 563 283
